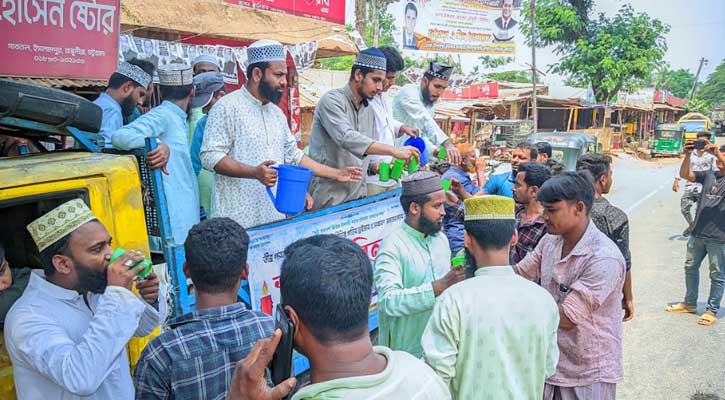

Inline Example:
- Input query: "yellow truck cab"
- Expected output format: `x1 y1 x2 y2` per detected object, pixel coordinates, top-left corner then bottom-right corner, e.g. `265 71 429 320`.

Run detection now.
0 81 159 398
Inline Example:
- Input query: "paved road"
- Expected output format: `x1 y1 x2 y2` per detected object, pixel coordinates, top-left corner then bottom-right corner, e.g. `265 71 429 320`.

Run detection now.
610 139 725 400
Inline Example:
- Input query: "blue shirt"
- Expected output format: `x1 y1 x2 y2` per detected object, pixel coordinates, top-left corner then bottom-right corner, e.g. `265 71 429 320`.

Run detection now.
484 171 515 198
442 167 480 253
112 100 200 246
190 115 207 176
134 303 274 400
93 92 123 149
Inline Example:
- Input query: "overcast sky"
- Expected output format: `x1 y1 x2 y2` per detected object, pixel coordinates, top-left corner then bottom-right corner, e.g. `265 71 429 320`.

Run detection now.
344 0 725 84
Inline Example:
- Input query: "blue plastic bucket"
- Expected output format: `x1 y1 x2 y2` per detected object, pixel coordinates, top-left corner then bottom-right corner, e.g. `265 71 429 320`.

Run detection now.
403 136 429 166
265 164 313 215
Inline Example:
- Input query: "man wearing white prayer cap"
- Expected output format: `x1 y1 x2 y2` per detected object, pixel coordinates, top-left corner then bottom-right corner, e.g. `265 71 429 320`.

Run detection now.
4 199 166 400
93 59 155 149
200 39 363 228
113 65 201 247
192 54 221 76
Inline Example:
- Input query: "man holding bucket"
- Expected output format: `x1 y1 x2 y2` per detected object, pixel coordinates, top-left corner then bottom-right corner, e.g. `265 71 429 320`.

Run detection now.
308 48 420 210
201 40 362 228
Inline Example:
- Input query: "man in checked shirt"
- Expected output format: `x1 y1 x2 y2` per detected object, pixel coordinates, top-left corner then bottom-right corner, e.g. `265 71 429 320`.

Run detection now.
511 162 552 264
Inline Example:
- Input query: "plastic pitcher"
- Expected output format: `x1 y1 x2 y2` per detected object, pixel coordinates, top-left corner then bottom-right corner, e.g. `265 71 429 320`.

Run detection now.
265 164 313 215
403 136 429 166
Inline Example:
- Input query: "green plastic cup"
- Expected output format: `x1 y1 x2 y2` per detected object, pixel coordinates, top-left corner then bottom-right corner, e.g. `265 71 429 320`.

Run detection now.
407 156 419 173
451 256 466 268
438 147 447 159
378 162 391 182
441 178 451 191
391 159 405 179
110 247 153 279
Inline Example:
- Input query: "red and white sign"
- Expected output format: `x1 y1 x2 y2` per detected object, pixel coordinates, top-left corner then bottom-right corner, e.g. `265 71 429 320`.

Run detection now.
224 0 345 25
0 0 120 80
441 82 500 100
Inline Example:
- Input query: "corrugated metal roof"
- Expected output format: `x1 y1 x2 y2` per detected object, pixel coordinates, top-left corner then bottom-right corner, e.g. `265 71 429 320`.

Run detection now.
2 76 105 89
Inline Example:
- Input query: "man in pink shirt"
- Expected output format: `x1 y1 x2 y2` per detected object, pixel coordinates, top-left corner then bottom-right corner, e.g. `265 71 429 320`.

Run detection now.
514 172 626 400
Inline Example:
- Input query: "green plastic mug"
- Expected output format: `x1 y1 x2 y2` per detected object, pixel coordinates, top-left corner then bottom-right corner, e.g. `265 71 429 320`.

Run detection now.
408 156 419 173
438 147 447 159
379 162 391 182
451 256 466 268
441 179 452 191
110 248 153 279
391 159 405 179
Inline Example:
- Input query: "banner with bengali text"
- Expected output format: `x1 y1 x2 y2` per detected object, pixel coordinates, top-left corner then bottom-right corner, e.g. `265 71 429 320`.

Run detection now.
1 0 120 80
224 0 345 25
388 0 521 55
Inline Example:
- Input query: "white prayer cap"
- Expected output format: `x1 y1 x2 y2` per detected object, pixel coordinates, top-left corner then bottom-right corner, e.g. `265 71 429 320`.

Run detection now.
192 54 221 69
247 40 286 64
116 61 152 88
158 65 194 86
27 199 96 252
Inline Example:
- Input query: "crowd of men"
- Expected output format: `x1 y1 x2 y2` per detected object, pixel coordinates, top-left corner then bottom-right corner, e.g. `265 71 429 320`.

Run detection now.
2 36 725 400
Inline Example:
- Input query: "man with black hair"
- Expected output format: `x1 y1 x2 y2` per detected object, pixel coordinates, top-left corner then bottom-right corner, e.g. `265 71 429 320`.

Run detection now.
113 65 200 247
535 141 552 162
227 234 450 400
511 161 550 264
309 47 419 210
94 59 155 148
672 130 718 237
666 141 725 327
423 195 559 399
514 172 625 399
577 153 634 322
134 218 273 399
5 200 164 399
403 2 421 49
374 171 464 357
202 40 364 227
367 46 420 196
394 61 462 166
484 142 537 197
544 158 565 176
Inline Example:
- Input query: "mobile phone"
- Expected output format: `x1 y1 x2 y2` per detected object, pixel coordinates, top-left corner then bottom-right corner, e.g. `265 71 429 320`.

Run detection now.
270 304 295 386
694 140 706 150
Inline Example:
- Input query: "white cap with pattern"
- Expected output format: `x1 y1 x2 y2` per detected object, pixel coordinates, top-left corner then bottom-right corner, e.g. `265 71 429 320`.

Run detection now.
116 62 152 88
247 40 286 64
158 65 194 86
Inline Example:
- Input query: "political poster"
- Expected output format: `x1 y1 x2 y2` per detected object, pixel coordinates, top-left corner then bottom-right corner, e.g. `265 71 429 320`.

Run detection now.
246 195 405 317
389 0 522 55
1 0 120 80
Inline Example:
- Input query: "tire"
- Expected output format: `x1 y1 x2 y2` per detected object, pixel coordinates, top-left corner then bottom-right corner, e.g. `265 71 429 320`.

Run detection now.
0 79 102 132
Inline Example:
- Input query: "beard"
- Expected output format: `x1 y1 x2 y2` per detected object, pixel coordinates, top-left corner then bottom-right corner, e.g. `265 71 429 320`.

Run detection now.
419 213 443 236
421 84 437 106
120 95 137 117
260 76 283 104
75 261 108 294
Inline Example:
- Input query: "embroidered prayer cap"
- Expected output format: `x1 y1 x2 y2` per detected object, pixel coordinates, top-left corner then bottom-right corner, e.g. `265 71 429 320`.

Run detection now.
353 48 387 71
158 65 194 86
402 171 444 197
190 72 225 109
425 61 453 81
27 199 97 252
192 54 221 70
116 61 152 88
247 40 287 64
464 195 515 222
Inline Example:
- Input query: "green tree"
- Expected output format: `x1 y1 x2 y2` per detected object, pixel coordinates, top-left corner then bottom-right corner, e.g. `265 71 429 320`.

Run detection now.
521 1 669 104
478 56 513 69
685 97 709 114
486 71 533 83
651 66 696 99
696 58 725 110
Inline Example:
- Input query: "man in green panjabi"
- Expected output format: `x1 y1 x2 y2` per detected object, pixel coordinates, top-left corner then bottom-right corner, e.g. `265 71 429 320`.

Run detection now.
374 171 465 357
421 195 559 399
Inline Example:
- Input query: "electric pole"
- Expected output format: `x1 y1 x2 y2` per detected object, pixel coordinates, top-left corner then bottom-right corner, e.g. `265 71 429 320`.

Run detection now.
531 0 538 132
688 58 708 100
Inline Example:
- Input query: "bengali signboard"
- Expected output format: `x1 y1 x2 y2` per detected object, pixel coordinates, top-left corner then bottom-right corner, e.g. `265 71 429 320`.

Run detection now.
1 0 120 80
441 81 500 100
388 0 521 55
224 0 345 25
246 195 404 316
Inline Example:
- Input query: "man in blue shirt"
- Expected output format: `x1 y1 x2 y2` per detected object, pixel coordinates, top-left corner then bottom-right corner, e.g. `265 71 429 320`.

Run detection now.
93 59 155 148
113 66 200 246
442 143 485 253
483 142 537 198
